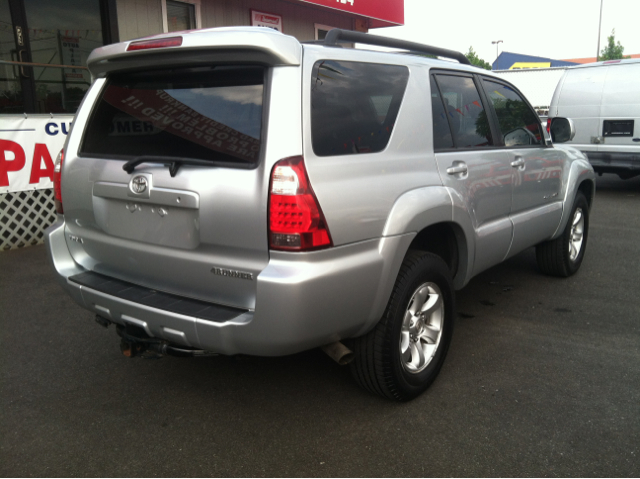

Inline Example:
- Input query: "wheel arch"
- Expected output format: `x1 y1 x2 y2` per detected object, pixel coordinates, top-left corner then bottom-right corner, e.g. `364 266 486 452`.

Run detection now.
408 222 469 290
359 186 474 339
552 160 596 239
577 177 595 209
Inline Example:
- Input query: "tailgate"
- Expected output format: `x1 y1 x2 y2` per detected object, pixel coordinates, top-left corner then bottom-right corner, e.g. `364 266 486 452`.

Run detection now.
61 57 286 309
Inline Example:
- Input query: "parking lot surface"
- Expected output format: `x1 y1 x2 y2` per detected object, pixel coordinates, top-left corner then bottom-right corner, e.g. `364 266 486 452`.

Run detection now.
1 174 639 477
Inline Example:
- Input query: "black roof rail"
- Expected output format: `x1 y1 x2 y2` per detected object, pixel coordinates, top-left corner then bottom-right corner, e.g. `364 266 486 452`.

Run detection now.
322 29 471 65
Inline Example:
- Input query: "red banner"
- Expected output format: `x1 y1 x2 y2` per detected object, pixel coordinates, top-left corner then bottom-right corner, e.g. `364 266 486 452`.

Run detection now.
296 0 403 27
0 116 72 193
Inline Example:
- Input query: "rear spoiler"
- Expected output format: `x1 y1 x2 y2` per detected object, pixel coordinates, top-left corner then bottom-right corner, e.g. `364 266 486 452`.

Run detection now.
87 27 302 78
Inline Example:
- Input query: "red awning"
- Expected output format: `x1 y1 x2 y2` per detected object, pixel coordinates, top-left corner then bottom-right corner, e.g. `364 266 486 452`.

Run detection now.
295 0 404 28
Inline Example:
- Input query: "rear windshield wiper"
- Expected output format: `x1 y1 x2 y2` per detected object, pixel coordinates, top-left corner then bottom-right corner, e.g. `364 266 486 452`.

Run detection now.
123 156 216 177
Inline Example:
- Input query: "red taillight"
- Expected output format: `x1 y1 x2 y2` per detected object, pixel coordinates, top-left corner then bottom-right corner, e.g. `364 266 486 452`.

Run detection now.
268 156 332 251
126 36 183 51
546 117 552 136
53 148 64 214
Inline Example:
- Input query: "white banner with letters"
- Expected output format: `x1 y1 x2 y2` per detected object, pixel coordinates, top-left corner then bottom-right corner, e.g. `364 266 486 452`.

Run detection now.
0 115 74 193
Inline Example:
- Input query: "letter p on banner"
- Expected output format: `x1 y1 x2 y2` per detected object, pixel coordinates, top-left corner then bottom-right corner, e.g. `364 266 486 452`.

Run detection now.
0 139 26 187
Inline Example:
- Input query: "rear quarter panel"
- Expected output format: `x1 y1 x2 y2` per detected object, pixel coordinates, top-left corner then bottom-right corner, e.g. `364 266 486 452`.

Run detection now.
300 49 443 246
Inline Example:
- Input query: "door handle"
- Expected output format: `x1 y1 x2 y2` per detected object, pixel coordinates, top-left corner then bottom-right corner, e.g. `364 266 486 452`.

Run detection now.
446 163 468 175
511 158 525 168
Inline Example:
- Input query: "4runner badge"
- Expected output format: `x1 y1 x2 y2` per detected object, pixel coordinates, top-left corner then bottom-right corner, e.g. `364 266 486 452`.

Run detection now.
130 176 148 194
211 267 254 281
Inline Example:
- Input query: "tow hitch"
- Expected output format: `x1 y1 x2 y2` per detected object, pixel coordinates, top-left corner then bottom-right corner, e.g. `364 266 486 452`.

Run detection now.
96 315 218 358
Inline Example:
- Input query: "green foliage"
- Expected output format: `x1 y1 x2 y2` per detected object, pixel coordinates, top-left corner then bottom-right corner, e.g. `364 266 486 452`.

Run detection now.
465 47 492 70
599 29 630 61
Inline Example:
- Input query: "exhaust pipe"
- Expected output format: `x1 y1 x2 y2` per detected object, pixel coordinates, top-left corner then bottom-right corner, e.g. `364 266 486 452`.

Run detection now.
321 341 354 365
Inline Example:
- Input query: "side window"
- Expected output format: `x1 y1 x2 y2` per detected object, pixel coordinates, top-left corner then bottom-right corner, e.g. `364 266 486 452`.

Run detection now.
430 76 454 150
482 80 543 147
311 61 410 156
433 74 493 148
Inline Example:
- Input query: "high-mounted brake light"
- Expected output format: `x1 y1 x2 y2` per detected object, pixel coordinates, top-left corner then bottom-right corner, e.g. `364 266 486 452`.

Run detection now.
126 37 183 51
53 148 64 214
269 156 332 251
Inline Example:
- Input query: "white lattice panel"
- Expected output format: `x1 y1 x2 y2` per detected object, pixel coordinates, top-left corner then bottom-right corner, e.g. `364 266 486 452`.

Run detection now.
0 189 57 251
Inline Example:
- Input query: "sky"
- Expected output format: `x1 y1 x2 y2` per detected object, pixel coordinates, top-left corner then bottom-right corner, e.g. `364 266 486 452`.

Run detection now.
372 0 640 63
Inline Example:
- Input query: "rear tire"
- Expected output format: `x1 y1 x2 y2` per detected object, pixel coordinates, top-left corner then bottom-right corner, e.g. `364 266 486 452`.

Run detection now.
536 192 589 277
350 251 455 401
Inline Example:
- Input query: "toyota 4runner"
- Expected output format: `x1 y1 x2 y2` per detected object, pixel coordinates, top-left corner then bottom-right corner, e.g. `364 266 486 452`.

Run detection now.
46 27 595 401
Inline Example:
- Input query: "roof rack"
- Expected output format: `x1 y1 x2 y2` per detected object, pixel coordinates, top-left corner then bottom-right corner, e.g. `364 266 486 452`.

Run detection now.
321 29 471 65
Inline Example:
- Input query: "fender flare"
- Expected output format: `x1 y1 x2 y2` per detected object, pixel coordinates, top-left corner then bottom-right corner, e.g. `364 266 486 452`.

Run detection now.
551 155 596 239
382 186 475 290
355 186 476 337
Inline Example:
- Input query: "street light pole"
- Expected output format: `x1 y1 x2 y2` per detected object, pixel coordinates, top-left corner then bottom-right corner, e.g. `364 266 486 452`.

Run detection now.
596 0 603 61
492 40 503 70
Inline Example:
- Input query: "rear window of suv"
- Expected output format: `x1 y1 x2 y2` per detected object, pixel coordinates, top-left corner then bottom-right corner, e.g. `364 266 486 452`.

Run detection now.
311 61 409 156
81 65 264 168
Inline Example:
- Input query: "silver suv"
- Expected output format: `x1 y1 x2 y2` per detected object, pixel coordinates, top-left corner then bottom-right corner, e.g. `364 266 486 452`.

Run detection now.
46 27 595 401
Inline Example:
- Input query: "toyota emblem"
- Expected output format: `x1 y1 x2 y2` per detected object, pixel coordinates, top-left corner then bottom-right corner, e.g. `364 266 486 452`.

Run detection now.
130 176 148 194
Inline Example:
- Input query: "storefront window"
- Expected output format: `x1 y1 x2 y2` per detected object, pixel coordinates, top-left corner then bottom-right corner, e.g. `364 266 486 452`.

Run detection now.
24 0 101 113
315 24 336 41
166 0 195 32
0 0 104 114
1 0 25 113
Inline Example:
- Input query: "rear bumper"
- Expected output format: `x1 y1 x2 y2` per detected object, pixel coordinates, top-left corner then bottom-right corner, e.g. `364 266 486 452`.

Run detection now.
45 219 413 356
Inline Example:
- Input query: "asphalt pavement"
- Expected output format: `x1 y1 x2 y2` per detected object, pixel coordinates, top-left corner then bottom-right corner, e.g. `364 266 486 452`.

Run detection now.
1 174 639 477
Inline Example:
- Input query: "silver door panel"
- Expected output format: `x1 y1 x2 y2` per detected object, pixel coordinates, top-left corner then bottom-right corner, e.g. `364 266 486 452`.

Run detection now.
509 148 564 215
507 202 563 259
472 217 513 277
436 149 514 278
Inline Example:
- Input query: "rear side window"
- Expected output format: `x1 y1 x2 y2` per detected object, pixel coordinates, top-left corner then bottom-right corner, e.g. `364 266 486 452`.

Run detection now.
430 76 454 150
311 61 409 156
433 74 493 148
482 80 543 147
81 66 264 167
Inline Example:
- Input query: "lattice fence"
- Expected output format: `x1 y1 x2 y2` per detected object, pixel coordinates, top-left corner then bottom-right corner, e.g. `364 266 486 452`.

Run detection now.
0 189 57 251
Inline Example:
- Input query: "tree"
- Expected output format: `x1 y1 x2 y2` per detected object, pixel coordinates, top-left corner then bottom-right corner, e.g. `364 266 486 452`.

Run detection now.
599 29 630 61
465 47 492 70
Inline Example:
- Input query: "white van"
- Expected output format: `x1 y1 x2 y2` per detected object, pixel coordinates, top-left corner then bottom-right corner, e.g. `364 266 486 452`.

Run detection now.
549 59 640 179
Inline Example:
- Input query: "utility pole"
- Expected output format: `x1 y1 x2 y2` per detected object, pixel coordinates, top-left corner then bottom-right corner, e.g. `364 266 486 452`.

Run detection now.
492 40 503 70
596 0 603 61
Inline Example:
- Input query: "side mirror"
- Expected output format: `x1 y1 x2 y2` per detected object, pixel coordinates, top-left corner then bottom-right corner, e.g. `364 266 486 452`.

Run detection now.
504 127 536 147
549 117 576 143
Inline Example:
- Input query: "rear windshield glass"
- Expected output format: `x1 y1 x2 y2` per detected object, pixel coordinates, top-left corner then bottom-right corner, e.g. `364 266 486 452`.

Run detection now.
81 66 264 167
311 61 409 156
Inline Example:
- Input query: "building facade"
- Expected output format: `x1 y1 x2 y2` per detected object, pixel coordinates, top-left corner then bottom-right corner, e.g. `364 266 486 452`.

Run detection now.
2 0 403 116
492 51 578 71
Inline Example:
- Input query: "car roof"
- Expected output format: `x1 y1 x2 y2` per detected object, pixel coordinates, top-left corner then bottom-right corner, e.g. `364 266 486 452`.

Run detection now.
568 57 640 70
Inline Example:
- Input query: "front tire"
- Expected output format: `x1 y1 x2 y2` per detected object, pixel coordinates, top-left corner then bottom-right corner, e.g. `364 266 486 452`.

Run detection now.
536 191 589 277
350 251 455 401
